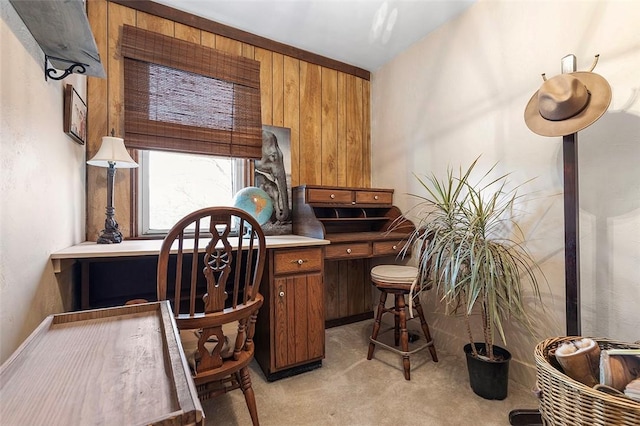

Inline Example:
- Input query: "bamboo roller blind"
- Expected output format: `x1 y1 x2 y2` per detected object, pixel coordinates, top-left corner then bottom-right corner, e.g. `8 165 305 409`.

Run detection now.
121 24 263 159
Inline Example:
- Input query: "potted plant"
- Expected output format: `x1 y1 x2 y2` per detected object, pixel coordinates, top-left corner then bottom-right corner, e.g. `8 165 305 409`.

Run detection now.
402 157 545 400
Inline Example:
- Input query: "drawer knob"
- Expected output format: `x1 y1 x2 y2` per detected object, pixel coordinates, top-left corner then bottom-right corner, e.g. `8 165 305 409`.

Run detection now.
330 193 335 199
297 259 304 265
392 245 397 250
346 248 352 254
374 195 379 200
290 258 307 265
279 291 285 297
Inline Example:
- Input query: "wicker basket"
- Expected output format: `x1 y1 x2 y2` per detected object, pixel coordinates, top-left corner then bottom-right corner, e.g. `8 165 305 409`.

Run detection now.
535 337 640 425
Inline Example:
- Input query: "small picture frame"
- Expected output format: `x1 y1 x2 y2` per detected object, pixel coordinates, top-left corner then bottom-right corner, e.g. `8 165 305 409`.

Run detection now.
63 84 87 145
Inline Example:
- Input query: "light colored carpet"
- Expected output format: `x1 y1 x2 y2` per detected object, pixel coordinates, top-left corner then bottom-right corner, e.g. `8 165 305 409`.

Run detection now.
201 320 538 425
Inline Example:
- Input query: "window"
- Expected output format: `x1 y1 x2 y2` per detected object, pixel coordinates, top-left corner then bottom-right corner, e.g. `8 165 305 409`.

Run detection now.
138 150 246 235
121 25 263 236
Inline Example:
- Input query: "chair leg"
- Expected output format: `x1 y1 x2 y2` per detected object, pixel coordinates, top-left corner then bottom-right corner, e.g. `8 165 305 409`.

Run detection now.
368 290 388 360
397 294 410 380
414 297 438 362
238 366 259 426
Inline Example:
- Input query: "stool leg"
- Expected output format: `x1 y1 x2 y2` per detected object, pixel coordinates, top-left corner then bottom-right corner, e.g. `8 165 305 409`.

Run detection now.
397 294 410 380
394 294 401 347
414 297 438 362
368 290 387 360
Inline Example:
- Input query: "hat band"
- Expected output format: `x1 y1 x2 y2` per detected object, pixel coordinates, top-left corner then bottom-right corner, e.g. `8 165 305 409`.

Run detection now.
543 90 591 122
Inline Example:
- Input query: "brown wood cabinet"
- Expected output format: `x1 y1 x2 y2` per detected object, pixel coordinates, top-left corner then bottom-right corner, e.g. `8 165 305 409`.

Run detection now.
292 185 415 326
255 247 325 381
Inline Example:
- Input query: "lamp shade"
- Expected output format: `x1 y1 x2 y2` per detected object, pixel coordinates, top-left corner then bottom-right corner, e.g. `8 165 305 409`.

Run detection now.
87 136 138 168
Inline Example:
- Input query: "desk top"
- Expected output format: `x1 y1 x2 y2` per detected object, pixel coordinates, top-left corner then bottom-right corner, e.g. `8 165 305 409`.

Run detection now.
51 235 329 260
0 301 203 425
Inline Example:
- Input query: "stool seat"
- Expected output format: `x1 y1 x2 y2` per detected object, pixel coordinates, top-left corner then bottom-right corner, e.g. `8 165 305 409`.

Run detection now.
367 264 438 380
371 265 418 284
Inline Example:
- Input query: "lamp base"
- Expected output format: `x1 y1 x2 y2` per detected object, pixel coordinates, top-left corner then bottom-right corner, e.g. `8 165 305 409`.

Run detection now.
97 206 123 244
97 228 123 244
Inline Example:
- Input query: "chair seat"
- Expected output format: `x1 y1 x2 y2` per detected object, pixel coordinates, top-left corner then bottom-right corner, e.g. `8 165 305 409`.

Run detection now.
371 265 418 285
180 322 238 372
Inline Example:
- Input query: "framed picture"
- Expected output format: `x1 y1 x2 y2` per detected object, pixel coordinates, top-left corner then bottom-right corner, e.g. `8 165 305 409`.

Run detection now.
254 125 292 235
63 84 87 145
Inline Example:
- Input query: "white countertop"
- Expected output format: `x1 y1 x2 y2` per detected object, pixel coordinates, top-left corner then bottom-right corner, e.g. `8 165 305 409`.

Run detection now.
51 235 329 260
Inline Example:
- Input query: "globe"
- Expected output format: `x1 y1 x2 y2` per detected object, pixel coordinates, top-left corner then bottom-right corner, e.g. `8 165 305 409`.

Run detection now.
232 186 274 225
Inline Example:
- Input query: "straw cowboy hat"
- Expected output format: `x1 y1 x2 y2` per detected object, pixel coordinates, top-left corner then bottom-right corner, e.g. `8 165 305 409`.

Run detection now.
524 71 611 137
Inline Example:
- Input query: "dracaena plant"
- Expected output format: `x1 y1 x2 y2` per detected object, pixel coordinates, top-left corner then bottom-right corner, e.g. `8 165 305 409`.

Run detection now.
402 157 545 361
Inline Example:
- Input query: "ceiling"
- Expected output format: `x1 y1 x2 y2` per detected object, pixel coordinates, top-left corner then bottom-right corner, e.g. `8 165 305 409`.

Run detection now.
153 0 476 72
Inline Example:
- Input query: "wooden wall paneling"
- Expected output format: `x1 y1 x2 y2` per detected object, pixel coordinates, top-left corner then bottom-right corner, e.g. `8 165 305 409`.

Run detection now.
88 3 371 239
135 10 174 35
110 4 137 239
272 53 284 127
255 48 273 126
109 0 370 80
86 0 109 241
332 259 369 319
346 259 366 317
337 261 350 318
321 68 338 186
87 1 135 241
111 4 137 240
200 30 215 48
345 75 364 187
336 73 347 187
283 56 300 186
299 62 322 185
362 258 372 314
324 261 339 321
242 43 255 60
215 35 242 56
174 22 200 43
362 80 371 186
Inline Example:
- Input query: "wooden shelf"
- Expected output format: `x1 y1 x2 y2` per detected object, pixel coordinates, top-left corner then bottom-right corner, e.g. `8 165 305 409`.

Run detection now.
293 185 414 242
9 0 106 80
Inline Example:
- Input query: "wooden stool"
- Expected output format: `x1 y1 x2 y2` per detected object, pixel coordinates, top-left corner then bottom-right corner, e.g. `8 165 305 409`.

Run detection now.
367 264 438 380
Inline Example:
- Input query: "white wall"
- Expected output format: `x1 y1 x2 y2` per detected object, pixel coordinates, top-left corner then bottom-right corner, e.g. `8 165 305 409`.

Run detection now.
0 0 86 363
371 0 640 387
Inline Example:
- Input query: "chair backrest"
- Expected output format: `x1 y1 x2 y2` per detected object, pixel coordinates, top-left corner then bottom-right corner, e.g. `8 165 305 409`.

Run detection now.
157 207 266 374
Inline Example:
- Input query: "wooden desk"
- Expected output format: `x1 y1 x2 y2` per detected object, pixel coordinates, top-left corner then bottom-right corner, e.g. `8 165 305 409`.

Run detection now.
51 236 328 310
292 185 415 326
50 236 330 381
0 301 203 425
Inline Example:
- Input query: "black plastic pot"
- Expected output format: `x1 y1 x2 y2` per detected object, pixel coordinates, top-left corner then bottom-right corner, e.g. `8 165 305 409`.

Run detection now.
464 343 512 400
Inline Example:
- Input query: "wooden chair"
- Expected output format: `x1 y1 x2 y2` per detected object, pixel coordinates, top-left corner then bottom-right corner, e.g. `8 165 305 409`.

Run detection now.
157 207 267 426
366 234 438 380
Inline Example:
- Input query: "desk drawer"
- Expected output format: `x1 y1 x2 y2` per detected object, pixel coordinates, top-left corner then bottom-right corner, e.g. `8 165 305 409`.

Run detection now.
372 240 407 256
325 242 371 259
273 248 323 275
307 188 353 204
355 190 393 205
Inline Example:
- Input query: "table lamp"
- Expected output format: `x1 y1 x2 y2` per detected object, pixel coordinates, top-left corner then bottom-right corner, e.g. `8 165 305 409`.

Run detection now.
87 135 138 244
